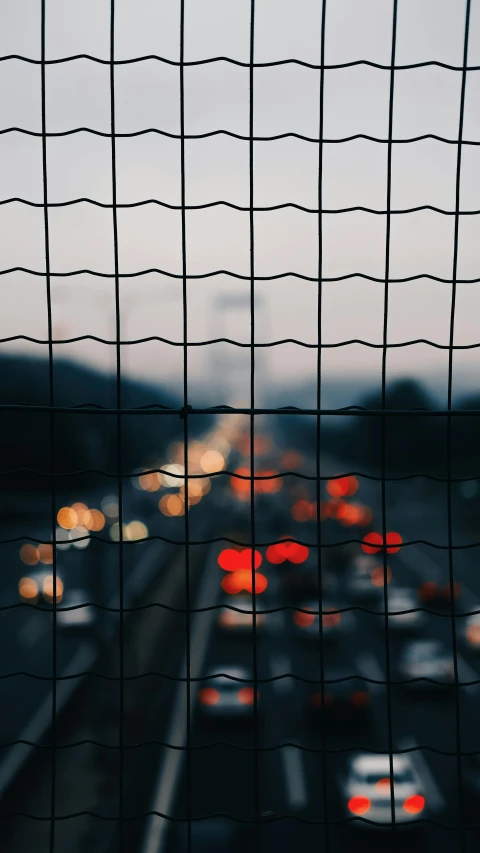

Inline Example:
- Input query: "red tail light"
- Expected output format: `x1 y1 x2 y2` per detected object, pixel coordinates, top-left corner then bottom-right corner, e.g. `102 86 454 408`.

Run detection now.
403 794 425 814
322 610 341 628
348 796 371 815
198 687 220 706
310 691 334 707
237 687 256 705
418 581 437 601
349 690 370 708
294 610 316 628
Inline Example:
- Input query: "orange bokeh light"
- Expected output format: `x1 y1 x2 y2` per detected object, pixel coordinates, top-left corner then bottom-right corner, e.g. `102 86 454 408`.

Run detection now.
84 509 105 532
159 494 185 517
139 471 161 492
18 577 39 600
57 507 78 530
38 543 53 565
20 544 39 566
72 502 89 525
43 574 64 603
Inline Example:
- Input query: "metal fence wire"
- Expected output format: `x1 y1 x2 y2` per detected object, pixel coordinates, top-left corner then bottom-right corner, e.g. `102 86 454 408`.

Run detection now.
1 1 480 852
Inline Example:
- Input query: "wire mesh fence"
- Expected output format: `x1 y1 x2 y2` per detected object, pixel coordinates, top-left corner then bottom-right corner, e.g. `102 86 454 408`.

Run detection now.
1 1 480 852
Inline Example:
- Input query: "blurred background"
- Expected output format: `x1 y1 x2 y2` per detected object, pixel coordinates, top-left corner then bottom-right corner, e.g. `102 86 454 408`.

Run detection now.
2 1 480 852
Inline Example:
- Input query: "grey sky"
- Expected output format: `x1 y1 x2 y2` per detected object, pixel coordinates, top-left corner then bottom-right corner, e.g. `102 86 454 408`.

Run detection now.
1 0 480 406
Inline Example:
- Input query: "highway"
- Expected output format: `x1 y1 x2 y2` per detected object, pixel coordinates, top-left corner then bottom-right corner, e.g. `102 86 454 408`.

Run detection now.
2 429 480 853
143 448 480 853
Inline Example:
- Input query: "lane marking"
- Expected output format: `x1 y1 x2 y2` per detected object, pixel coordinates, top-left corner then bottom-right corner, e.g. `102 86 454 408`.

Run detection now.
269 655 292 694
281 746 308 810
141 543 221 853
398 736 446 811
0 643 96 796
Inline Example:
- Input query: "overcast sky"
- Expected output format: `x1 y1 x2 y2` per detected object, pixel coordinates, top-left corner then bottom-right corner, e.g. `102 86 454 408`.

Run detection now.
1 0 480 407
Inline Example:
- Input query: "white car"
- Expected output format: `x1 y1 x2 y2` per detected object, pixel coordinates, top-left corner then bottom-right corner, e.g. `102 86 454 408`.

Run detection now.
398 640 454 689
218 595 266 634
196 666 257 719
343 753 426 826
292 599 343 641
384 588 424 633
464 613 480 652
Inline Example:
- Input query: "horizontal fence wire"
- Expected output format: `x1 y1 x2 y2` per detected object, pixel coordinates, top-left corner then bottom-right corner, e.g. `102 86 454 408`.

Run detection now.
2 54 480 70
3 128 480 145
2 199 480 215
4 534 480 549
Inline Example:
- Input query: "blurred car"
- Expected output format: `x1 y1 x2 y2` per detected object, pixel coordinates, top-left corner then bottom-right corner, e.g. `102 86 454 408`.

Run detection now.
383 588 424 633
417 580 462 607
217 594 266 634
292 600 343 641
464 613 480 652
308 670 372 727
397 639 454 689
196 666 257 720
19 573 94 630
343 752 426 826
18 570 64 607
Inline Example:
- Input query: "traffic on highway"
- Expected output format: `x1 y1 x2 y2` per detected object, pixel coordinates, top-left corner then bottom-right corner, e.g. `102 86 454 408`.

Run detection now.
2 417 480 853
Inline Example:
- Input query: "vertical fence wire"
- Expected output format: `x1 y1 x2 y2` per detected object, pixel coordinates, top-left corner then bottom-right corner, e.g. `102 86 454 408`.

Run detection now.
380 0 399 837
40 2 58 851
315 0 329 849
447 1 472 849
179 1 193 849
248 0 260 847
108 2 125 848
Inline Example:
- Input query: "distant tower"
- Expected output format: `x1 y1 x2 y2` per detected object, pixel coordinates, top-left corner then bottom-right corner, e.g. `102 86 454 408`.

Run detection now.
208 293 265 407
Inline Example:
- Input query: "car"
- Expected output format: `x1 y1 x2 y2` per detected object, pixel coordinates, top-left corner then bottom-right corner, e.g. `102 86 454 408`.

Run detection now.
397 640 454 689
18 570 64 607
307 670 372 727
383 588 424 633
19 573 95 630
292 600 343 641
196 666 257 720
343 752 426 827
417 580 461 607
217 594 266 634
464 612 480 652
